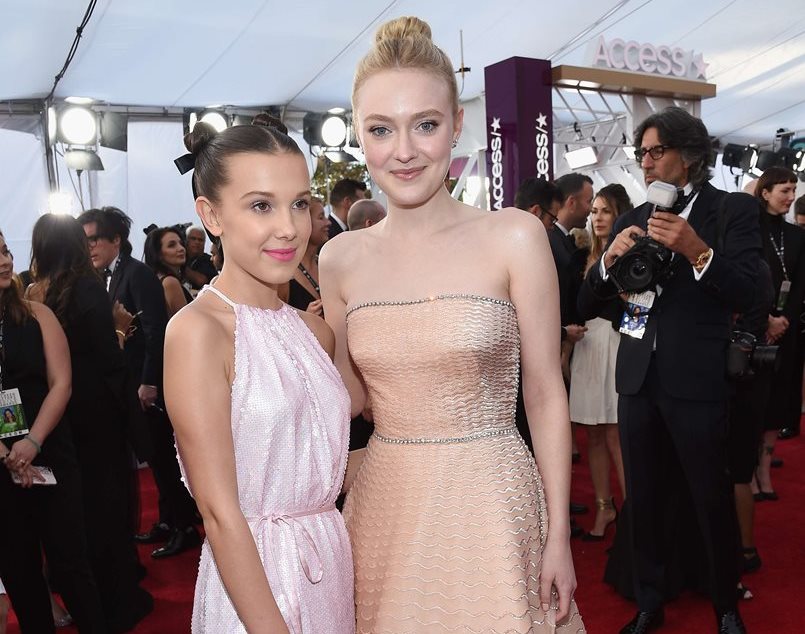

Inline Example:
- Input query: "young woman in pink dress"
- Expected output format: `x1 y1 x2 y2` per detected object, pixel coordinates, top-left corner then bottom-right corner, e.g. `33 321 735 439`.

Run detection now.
321 16 585 633
164 120 354 633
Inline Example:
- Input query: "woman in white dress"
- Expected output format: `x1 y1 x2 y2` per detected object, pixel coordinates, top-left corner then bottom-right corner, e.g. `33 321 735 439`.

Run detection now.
569 184 630 540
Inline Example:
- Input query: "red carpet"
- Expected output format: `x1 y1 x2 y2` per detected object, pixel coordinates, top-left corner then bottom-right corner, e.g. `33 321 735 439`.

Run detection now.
7 433 804 633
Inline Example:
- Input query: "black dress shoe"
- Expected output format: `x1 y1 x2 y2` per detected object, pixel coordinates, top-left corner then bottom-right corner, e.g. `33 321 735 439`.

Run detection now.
742 547 762 573
717 610 747 634
134 522 171 544
778 427 799 439
619 608 664 634
770 457 784 468
570 518 584 539
570 501 589 515
151 526 201 559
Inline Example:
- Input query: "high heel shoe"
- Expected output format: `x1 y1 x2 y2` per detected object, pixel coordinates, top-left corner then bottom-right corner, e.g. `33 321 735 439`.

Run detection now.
582 497 617 542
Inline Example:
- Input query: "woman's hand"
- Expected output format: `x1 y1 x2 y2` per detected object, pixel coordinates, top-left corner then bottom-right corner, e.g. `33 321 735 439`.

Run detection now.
305 299 323 316
113 300 135 335
5 438 39 472
539 537 578 626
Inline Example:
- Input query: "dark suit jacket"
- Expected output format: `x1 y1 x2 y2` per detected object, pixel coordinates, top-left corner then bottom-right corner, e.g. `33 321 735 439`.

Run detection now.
578 183 761 402
547 228 586 326
328 217 346 240
108 253 168 389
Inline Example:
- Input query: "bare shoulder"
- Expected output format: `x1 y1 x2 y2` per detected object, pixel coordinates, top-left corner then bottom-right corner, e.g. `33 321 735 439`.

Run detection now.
319 227 365 269
485 206 548 248
166 294 231 349
27 300 58 323
161 275 184 291
295 309 335 359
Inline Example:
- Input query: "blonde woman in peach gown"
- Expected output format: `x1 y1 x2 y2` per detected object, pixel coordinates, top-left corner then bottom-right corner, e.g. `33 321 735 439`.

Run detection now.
320 16 585 634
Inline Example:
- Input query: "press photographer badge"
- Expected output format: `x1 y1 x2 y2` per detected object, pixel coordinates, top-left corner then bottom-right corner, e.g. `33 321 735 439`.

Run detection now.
776 280 791 312
619 290 656 340
0 388 28 440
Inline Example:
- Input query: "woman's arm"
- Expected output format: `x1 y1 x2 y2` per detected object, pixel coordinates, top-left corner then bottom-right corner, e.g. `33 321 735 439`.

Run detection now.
319 240 368 417
501 209 577 623
6 302 72 468
164 309 289 633
161 276 188 318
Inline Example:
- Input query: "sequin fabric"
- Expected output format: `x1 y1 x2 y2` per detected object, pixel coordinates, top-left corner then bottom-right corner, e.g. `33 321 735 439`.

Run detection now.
180 285 354 633
343 295 585 633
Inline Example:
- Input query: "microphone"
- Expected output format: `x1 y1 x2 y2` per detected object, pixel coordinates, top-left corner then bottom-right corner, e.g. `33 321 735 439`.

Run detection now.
646 181 679 215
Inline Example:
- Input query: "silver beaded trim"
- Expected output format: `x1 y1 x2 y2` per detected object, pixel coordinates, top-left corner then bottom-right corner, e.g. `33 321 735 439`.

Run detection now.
346 294 515 318
373 426 517 445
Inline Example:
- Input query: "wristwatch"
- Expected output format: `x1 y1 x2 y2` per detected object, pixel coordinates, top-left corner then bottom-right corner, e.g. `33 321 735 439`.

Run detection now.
693 247 713 273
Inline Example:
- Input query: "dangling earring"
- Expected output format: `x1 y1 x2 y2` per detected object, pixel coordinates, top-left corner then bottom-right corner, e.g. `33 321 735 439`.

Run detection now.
452 137 458 149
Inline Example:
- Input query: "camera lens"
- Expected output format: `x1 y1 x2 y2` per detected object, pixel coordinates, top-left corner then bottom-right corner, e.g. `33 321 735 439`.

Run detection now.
626 257 653 288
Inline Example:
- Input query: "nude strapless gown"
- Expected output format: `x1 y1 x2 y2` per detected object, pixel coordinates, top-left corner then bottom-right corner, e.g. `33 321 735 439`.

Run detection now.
343 295 585 633
179 285 355 633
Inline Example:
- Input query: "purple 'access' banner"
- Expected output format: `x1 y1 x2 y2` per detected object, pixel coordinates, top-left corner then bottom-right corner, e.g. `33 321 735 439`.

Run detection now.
484 57 553 209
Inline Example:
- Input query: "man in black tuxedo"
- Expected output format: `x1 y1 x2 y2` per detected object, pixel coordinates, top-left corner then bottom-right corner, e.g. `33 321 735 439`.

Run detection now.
78 207 199 559
579 107 760 634
328 178 368 238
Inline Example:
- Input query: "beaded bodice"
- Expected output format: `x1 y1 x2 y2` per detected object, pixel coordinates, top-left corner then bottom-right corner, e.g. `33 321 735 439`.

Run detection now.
346 295 519 441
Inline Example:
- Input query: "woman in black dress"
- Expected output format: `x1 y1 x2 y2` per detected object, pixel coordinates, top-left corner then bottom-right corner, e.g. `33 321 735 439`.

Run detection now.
0 229 106 633
30 213 153 632
753 167 803 499
280 197 330 315
143 227 194 316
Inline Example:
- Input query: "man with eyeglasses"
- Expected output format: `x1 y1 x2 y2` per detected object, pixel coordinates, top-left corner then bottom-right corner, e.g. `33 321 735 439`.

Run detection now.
78 207 200 560
579 107 761 634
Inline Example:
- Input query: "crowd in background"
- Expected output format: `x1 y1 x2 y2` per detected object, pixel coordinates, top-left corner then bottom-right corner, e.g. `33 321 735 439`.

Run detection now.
0 155 803 632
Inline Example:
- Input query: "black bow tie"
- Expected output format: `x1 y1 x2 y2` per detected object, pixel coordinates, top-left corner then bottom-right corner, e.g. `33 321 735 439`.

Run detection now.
671 190 696 215
103 268 112 280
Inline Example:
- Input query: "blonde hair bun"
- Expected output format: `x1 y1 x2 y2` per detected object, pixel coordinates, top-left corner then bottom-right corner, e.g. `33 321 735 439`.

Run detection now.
374 16 432 44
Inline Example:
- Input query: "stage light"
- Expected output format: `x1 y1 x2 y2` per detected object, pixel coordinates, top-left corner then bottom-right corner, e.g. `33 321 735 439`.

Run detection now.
775 147 805 173
740 146 759 174
564 146 597 169
755 150 778 172
47 191 73 215
303 112 349 148
59 106 98 145
200 111 228 132
721 143 744 169
321 115 348 147
65 148 104 171
64 96 94 105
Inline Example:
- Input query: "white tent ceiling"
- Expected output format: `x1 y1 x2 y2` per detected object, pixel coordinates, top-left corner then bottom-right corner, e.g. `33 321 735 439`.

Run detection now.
1 0 804 145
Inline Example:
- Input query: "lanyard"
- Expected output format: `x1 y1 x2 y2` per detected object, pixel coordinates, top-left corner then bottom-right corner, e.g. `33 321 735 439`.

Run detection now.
768 229 789 281
297 262 320 296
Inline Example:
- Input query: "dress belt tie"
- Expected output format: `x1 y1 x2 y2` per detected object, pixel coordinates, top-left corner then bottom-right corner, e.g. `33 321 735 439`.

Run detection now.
246 503 335 634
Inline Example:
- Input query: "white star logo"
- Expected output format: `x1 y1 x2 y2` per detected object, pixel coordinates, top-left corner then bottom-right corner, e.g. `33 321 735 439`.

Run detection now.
692 53 709 80
536 113 547 129
491 117 501 132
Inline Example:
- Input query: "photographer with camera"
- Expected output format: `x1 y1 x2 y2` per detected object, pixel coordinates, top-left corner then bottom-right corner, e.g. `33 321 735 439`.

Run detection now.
579 107 761 634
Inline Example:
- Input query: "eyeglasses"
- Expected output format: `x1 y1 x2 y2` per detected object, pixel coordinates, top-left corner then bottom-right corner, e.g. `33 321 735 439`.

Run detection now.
86 234 104 247
538 208 558 225
634 144 673 163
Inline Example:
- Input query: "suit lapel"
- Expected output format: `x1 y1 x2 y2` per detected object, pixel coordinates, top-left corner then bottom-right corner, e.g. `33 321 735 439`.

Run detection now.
687 183 719 238
108 254 126 299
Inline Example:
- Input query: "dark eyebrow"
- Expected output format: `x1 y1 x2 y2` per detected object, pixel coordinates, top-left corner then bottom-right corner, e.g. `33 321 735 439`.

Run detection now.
363 109 445 123
240 190 311 200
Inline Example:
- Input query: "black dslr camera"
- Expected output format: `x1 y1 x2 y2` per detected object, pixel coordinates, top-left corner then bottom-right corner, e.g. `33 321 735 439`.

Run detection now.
607 181 680 293
727 331 780 381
